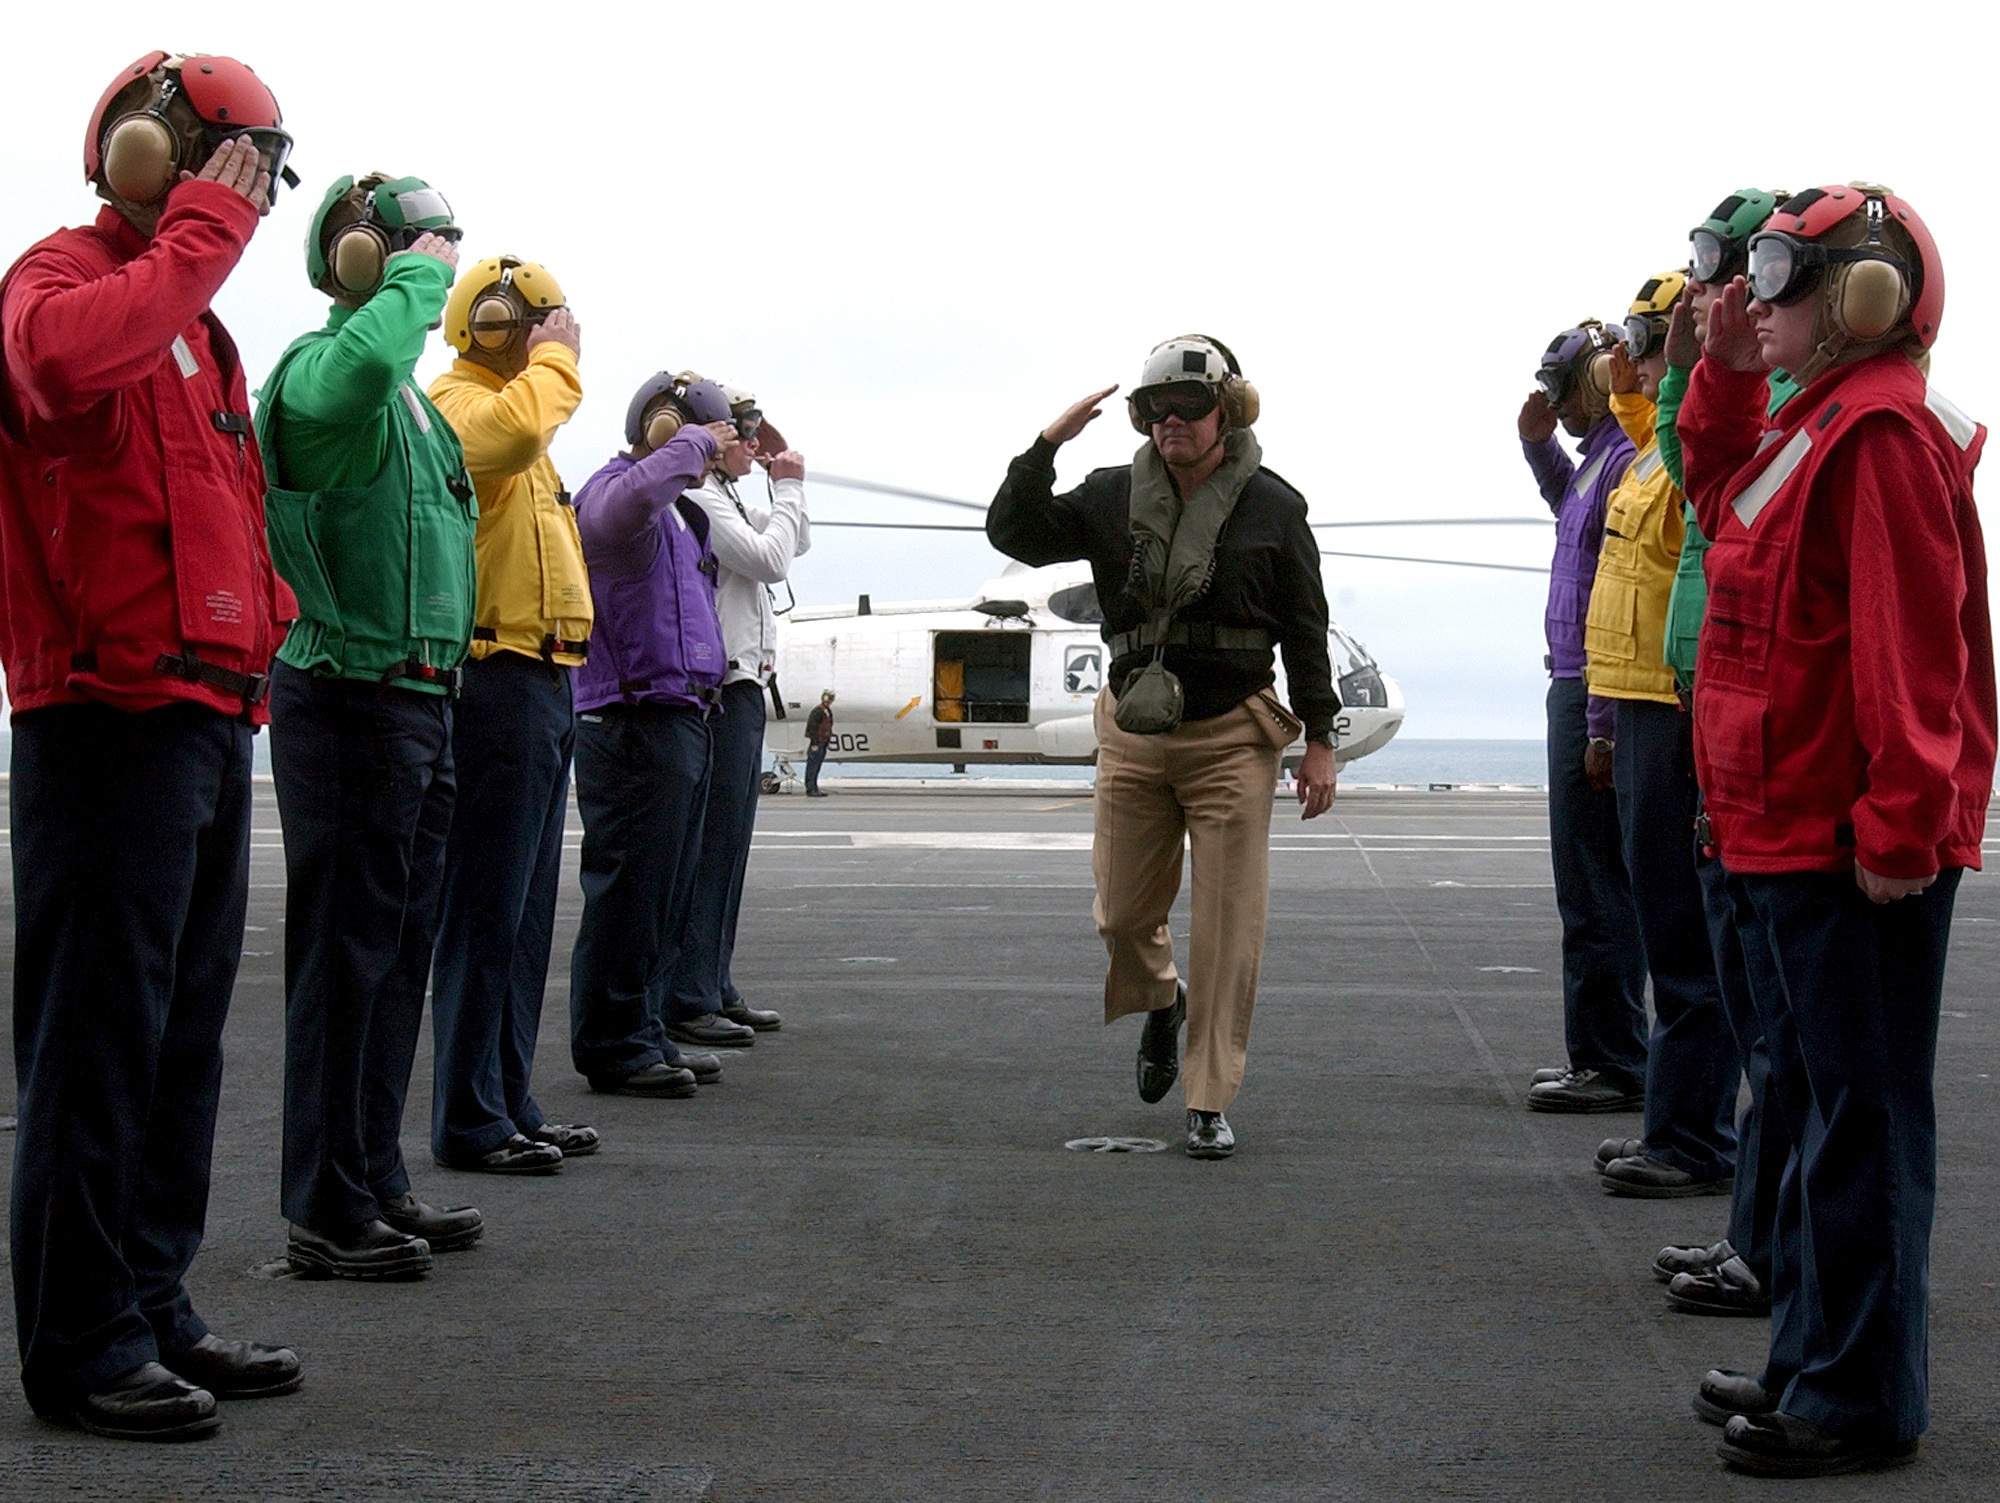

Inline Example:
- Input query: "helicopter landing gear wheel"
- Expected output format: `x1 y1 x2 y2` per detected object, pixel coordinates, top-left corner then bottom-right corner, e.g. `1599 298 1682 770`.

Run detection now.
760 771 783 795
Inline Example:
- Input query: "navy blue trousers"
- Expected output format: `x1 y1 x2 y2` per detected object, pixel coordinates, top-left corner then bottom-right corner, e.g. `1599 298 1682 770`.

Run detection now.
1544 677 1647 1087
429 654 575 1162
271 664 454 1231
569 704 712 1082
669 680 766 1020
9 703 251 1415
1725 866 1960 1444
1697 842 1788 1284
1614 698 1737 1181
804 740 828 793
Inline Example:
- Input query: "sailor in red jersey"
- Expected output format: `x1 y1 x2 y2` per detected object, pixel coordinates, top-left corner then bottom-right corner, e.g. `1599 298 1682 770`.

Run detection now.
0 54 300 1440
1676 185 1995 1478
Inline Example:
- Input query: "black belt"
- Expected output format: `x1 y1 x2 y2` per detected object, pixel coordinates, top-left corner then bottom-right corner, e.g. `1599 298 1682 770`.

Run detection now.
152 650 271 708
470 627 589 662
382 659 463 694
1109 623 1272 657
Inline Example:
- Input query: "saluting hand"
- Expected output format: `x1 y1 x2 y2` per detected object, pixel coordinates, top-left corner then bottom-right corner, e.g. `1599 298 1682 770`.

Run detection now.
1664 297 1700 369
528 307 582 360
391 232 460 274
1704 278 1766 373
1517 391 1559 443
1608 344 1642 396
186 136 270 217
1042 386 1118 445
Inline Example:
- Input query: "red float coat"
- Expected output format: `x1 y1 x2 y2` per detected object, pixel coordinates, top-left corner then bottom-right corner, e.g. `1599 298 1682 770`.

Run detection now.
0 183 293 720
1678 351 1995 878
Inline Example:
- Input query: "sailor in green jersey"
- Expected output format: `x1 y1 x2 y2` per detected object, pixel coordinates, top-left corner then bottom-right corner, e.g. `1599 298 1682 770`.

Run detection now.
255 174 486 1281
1660 191 1800 690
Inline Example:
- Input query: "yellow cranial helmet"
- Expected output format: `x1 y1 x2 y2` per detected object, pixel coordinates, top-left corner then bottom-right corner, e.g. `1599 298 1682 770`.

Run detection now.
1620 270 1688 360
443 255 566 354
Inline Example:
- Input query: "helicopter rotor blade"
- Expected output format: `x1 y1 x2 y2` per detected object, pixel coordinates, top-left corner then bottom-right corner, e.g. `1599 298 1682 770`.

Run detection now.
1320 548 1548 575
812 474 989 512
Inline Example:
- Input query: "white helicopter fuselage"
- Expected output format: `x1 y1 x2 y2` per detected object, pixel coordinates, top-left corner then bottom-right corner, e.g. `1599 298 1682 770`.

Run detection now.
765 562 1403 774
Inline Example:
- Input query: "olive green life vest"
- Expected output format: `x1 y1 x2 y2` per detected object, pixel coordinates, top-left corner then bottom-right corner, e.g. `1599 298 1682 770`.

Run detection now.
257 333 478 691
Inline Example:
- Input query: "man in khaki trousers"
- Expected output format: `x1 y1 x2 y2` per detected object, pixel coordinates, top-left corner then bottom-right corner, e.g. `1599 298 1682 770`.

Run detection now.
988 336 1340 1159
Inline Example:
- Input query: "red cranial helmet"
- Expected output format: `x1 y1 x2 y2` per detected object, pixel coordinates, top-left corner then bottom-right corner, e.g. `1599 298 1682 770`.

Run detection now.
85 51 292 206
1747 184 1943 350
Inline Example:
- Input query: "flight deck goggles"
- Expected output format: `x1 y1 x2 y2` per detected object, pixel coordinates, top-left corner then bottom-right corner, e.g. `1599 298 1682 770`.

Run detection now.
1534 364 1576 402
1747 230 1910 307
1688 227 1748 286
369 180 459 240
733 407 763 442
197 122 298 198
1622 313 1667 360
1130 382 1220 426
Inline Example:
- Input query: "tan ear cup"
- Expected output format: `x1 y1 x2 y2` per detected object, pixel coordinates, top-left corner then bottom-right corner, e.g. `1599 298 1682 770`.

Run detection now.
1837 259 1910 341
1226 377 1260 427
1584 351 1614 399
330 225 389 297
468 294 519 351
645 407 685 449
102 114 179 204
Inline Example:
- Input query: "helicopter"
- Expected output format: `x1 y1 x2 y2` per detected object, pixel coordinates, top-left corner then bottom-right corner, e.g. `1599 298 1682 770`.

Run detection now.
753 473 1552 790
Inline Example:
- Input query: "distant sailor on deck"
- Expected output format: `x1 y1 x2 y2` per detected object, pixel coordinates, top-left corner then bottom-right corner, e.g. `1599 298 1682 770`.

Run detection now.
988 336 1339 1161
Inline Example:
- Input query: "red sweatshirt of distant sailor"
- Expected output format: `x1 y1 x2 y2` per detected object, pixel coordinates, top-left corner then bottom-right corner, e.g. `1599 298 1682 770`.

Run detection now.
0 182 293 720
1677 350 1994 879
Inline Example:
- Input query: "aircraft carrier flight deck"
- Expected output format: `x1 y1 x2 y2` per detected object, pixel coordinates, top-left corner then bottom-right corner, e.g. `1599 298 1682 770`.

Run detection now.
1 782 1995 1501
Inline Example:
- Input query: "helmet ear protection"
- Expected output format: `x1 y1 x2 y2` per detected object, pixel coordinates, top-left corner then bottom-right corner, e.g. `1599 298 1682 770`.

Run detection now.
310 173 460 298
444 256 566 355
644 402 685 449
98 61 188 205
1831 195 1910 341
624 370 733 451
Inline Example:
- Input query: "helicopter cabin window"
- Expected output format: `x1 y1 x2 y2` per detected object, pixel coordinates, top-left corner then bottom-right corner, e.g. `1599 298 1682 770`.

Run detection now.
1046 582 1103 624
933 632 1030 724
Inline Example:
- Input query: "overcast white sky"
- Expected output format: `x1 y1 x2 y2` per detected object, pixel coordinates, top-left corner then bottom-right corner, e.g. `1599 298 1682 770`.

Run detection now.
10 2 1999 736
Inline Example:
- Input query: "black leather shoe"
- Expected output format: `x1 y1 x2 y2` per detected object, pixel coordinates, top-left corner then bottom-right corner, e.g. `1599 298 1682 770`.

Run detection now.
1668 1255 1770 1317
1186 1109 1235 1160
1653 1236 1731 1281
1137 984 1186 1104
528 1123 600 1157
70 1362 219 1441
721 1001 783 1031
665 1013 756 1048
1694 1368 1778 1427
667 1048 722 1083
1718 1412 1918 1477
1600 1153 1731 1199
378 1192 485 1252
286 1219 432 1280
588 1062 697 1098
162 1335 302 1400
436 1133 562 1176
1526 1067 1644 1113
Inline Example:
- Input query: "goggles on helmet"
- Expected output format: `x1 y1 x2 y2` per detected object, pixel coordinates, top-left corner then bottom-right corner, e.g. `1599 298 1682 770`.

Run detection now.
1131 382 1220 426
733 407 763 442
1533 364 1573 403
1746 230 1910 308
199 123 297 197
1622 313 1667 360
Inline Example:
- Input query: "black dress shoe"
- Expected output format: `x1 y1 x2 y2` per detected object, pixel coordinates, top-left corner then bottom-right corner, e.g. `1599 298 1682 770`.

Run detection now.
588 1061 697 1098
286 1219 432 1280
1137 983 1186 1104
1600 1153 1731 1198
1694 1368 1778 1427
1718 1412 1918 1477
436 1133 562 1176
667 1048 722 1084
162 1334 302 1399
378 1192 486 1251
665 1013 756 1048
721 1001 783 1031
70 1362 219 1441
528 1122 600 1157
1526 1068 1644 1113
1667 1255 1770 1317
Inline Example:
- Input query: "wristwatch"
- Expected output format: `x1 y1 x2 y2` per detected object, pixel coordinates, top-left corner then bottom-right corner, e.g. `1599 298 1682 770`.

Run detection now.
1306 732 1337 750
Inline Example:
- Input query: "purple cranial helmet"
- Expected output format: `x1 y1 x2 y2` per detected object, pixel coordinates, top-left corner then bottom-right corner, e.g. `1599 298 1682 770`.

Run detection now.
625 371 735 449
1534 320 1614 418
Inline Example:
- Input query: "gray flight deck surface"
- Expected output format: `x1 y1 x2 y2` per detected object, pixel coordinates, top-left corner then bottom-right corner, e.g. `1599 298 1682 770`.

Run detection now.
1 782 1997 1500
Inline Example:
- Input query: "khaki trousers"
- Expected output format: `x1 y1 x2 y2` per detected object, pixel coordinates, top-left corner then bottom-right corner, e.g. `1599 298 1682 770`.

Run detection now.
1091 687 1296 1112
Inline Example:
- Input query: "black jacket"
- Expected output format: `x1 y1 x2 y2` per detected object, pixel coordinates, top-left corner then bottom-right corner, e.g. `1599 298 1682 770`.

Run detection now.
987 436 1339 737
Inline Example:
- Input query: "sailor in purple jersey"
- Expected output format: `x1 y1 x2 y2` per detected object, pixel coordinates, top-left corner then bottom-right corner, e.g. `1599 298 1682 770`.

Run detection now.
566 374 735 1099
1518 322 1650 1116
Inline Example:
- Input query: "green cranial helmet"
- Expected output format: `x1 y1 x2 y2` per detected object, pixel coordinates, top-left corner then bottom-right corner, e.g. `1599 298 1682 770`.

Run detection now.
306 172 460 297
1688 188 1786 286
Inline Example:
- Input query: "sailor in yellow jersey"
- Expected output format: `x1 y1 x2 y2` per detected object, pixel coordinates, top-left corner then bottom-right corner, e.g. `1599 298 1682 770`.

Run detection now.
425 256 600 1174
1585 270 1738 1201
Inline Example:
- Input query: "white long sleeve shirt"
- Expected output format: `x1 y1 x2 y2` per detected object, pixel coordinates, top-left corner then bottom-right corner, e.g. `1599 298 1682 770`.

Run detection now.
687 472 809 686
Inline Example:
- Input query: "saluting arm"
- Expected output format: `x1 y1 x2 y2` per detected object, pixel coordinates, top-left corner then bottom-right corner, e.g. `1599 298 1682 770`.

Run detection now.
276 255 453 426
443 344 582 482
